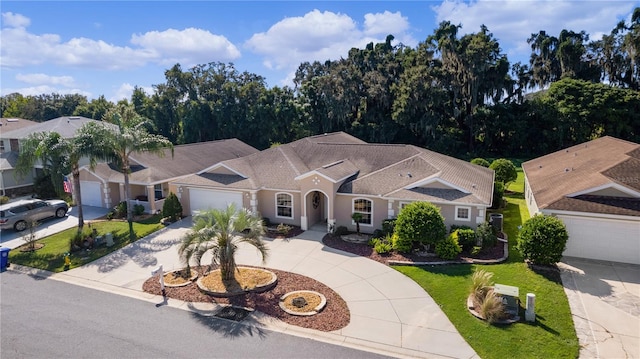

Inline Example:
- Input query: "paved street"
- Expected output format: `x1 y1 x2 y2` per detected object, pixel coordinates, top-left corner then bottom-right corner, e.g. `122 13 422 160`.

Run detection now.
1 270 393 359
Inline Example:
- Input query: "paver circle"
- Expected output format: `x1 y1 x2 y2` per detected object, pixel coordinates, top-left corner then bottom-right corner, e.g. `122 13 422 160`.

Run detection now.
279 290 327 316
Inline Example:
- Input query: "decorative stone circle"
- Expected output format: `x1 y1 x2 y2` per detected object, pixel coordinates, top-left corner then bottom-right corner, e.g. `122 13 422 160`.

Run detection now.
196 267 278 297
279 290 327 316
163 268 198 288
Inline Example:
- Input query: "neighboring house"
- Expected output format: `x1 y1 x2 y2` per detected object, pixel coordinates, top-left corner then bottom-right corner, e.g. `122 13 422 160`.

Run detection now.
171 132 494 233
0 118 42 196
523 136 640 265
78 139 259 213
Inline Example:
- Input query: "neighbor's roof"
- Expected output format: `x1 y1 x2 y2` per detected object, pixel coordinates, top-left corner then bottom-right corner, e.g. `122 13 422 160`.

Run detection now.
0 116 99 139
176 132 494 205
85 138 258 184
0 151 19 171
523 136 640 216
0 118 39 133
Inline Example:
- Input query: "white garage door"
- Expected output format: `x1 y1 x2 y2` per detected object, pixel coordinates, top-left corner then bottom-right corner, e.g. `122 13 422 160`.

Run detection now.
80 181 103 207
188 188 243 215
559 215 640 265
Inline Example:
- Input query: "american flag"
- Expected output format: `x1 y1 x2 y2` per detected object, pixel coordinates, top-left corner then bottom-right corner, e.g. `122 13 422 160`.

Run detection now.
63 176 72 193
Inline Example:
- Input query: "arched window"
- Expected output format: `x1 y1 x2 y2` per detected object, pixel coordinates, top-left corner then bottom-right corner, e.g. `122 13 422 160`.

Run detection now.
352 198 372 225
276 193 293 219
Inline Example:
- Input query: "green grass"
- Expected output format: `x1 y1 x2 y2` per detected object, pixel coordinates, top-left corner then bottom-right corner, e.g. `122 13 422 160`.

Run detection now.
393 171 579 359
9 215 163 272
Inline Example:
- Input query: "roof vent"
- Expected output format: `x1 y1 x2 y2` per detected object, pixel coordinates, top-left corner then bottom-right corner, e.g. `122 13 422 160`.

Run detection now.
68 116 80 120
565 149 569 153
539 165 542 168
472 184 477 189
7 118 19 122
407 173 412 178
564 168 570 172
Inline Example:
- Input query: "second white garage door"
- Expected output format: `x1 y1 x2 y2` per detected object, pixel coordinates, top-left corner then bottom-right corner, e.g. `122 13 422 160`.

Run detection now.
560 215 640 265
189 188 243 215
80 181 103 207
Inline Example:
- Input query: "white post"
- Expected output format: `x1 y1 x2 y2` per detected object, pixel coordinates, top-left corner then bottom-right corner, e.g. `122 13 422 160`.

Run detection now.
525 293 536 322
151 265 165 295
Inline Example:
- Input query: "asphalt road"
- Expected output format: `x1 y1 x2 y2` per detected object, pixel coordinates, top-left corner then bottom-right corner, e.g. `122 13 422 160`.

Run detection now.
0 271 394 359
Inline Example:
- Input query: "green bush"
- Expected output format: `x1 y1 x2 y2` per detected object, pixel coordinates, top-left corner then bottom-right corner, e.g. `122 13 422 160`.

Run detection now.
374 241 392 254
491 181 505 209
394 202 446 250
471 246 482 256
391 232 412 253
381 218 396 236
277 223 292 234
334 226 349 236
476 222 498 249
133 204 145 216
367 237 381 247
517 214 569 265
161 192 183 221
450 224 472 233
455 228 476 252
490 158 517 186
114 201 127 218
470 158 491 167
435 234 462 260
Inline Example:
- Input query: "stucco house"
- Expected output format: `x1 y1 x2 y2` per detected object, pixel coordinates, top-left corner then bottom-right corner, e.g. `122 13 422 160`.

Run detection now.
522 136 640 265
78 139 258 213
171 132 494 233
0 117 83 196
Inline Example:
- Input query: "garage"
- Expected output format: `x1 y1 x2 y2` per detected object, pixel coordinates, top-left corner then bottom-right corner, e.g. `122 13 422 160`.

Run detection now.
80 181 103 207
559 215 640 265
188 188 243 215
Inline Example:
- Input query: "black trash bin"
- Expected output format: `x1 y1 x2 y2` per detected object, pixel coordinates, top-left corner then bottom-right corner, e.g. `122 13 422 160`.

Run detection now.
0 247 10 272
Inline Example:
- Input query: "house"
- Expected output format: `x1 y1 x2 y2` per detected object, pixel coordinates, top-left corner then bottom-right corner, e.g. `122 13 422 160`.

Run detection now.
0 118 44 196
78 139 258 213
171 132 494 233
522 136 640 265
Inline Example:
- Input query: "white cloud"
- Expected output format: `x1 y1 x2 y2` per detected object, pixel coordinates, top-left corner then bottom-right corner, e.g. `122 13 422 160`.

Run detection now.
110 83 155 102
15 73 77 87
245 9 417 76
0 13 240 70
432 0 636 61
1 12 30 28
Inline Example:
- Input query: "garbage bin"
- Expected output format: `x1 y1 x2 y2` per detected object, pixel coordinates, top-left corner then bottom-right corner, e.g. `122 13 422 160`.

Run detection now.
0 247 10 272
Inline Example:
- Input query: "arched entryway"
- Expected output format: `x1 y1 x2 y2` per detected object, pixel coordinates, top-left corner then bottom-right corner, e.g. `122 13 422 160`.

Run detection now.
304 190 330 232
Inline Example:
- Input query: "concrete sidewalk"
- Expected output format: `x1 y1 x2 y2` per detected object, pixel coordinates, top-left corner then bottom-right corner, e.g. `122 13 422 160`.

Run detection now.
11 219 478 359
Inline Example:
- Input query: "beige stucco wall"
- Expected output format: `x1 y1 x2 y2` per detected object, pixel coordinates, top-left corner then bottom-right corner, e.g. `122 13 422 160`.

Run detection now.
257 189 301 226
334 195 388 234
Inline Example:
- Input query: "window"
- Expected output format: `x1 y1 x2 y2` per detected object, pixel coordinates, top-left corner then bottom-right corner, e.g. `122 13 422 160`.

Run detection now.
455 206 471 221
352 198 372 225
276 193 293 218
0 140 4 151
154 184 164 199
399 202 412 211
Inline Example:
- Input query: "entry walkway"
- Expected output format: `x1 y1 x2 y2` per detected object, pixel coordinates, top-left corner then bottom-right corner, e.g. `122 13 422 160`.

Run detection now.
11 220 478 359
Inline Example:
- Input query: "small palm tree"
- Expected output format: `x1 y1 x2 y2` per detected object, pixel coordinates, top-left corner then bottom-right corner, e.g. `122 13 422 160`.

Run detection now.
178 204 267 281
352 212 363 235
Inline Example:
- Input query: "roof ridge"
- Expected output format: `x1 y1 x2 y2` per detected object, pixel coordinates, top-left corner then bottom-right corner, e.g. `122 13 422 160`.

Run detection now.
277 145 302 176
352 152 426 183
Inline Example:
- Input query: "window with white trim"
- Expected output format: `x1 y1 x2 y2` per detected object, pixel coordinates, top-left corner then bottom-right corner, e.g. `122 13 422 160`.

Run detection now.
276 193 293 218
455 206 471 221
399 202 412 211
352 198 373 225
154 184 164 199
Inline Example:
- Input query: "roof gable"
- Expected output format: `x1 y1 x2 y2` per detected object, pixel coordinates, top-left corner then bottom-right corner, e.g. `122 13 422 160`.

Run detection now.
0 116 101 139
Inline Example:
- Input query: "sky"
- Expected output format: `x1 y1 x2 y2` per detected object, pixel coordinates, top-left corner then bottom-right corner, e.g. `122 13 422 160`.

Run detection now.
1 1 638 102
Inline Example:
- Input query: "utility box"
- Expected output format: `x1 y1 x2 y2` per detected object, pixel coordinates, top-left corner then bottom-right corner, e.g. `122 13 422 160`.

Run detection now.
525 293 536 322
0 247 11 272
105 233 114 247
494 283 519 316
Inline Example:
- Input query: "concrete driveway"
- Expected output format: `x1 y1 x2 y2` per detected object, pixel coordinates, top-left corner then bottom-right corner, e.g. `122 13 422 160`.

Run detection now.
0 205 110 249
559 257 640 359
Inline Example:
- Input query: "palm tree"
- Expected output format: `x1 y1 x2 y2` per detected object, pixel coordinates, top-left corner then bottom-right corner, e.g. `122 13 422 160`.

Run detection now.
351 212 363 236
178 204 267 281
77 104 174 239
15 131 98 232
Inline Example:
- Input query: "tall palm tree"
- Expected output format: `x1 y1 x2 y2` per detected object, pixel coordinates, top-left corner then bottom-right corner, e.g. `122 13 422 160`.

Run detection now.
15 131 98 232
178 204 267 281
77 104 174 239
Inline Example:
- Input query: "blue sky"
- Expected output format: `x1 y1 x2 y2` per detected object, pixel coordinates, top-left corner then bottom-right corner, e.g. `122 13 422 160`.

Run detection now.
1 1 637 102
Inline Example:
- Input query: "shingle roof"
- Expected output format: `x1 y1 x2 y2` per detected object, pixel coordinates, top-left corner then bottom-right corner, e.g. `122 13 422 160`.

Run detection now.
523 136 640 216
0 151 19 171
0 118 39 133
177 132 494 205
86 139 258 184
0 116 100 139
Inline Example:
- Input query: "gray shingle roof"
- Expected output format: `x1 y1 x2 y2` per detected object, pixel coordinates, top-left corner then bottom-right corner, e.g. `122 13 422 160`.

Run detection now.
0 116 100 139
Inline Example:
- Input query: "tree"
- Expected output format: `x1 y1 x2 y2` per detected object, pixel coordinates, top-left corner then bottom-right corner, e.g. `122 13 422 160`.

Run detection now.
77 104 174 239
394 202 447 252
489 159 517 187
15 131 98 231
517 214 569 265
161 192 183 222
351 212 363 235
470 158 490 167
178 204 267 280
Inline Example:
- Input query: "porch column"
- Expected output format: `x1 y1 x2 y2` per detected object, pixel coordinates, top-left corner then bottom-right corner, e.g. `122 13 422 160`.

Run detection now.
104 185 112 208
250 191 258 213
147 185 156 213
387 199 395 219
119 183 125 204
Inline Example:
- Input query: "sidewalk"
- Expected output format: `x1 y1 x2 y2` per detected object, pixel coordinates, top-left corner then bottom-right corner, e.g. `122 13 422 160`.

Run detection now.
10 219 478 359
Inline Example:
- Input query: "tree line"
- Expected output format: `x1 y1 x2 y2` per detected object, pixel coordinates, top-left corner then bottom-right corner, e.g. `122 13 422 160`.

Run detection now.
2 10 639 159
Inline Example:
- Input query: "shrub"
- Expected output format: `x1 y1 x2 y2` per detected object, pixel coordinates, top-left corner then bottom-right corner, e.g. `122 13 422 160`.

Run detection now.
517 214 569 265
471 246 482 256
372 229 384 239
479 290 506 324
367 237 381 247
476 222 498 249
381 218 396 236
0 196 9 204
450 224 472 233
162 192 183 221
133 204 145 216
470 158 491 167
391 232 412 253
114 201 127 218
374 241 392 254
491 181 505 209
394 202 446 250
262 217 271 227
334 226 349 236
489 158 517 186
277 223 292 235
455 229 476 252
435 234 462 260
470 269 494 306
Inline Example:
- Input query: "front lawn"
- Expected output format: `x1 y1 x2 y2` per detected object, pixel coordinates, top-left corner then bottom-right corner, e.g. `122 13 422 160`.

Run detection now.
8 215 163 272
393 175 579 359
